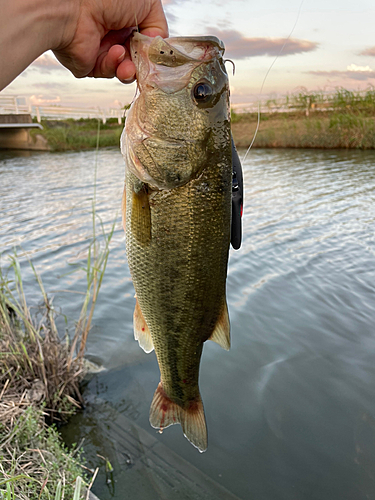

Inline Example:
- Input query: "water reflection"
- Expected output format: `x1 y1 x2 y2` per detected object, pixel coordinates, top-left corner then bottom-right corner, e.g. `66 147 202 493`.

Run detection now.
2 148 375 499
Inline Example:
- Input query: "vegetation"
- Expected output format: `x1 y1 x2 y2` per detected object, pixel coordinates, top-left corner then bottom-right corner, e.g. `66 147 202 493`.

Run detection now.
232 113 375 149
31 117 123 151
291 87 375 115
231 87 375 149
0 255 95 499
0 406 89 500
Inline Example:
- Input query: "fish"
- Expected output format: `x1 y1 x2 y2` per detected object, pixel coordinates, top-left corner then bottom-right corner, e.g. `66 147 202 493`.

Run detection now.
120 32 232 452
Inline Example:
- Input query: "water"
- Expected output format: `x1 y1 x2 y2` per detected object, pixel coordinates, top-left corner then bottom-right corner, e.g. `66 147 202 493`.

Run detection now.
1 147 375 499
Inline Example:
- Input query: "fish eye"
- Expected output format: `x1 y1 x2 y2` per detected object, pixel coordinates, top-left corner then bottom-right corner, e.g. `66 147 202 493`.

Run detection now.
193 82 213 104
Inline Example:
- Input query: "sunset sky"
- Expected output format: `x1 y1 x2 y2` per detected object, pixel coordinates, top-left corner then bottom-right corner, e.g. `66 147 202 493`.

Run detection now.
2 0 375 111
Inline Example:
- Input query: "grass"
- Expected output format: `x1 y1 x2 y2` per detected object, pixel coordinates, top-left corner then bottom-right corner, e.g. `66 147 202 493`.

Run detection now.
67 120 117 365
0 254 83 422
231 113 375 149
231 87 375 149
0 254 99 499
31 118 123 152
0 405 89 500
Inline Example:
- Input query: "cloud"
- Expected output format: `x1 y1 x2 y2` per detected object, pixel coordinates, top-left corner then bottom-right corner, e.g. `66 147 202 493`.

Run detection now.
29 54 66 73
206 28 318 59
347 64 373 73
164 11 178 23
359 46 375 57
29 95 62 105
32 82 67 90
308 67 375 81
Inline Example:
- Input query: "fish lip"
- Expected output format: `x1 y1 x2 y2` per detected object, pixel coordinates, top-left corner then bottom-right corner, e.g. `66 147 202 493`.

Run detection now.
165 35 225 57
130 31 225 61
130 32 226 95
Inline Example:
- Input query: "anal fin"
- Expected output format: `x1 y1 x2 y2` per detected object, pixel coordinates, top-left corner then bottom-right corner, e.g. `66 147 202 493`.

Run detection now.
149 382 207 453
134 298 154 353
208 300 230 350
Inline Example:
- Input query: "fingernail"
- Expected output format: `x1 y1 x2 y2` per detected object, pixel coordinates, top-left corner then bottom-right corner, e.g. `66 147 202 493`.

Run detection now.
121 77 136 84
117 49 126 63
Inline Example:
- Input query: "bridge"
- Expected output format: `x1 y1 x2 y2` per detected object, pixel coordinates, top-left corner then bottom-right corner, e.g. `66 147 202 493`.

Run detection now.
0 94 125 150
0 113 48 150
0 95 124 123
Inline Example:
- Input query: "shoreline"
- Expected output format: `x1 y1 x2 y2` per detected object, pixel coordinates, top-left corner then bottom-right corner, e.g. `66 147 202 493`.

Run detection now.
19 111 373 152
231 111 375 150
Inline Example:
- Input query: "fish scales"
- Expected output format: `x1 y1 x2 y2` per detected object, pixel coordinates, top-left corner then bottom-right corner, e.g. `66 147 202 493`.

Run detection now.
121 32 232 452
126 161 231 397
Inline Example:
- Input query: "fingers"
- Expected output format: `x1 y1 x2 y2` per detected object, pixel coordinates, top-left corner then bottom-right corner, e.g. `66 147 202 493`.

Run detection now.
116 59 136 84
100 44 126 78
87 43 136 82
86 0 169 84
87 44 127 79
139 0 169 39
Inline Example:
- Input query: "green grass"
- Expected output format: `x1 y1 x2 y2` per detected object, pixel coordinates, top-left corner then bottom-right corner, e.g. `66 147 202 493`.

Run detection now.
0 406 88 500
288 86 375 115
231 87 375 149
30 118 123 151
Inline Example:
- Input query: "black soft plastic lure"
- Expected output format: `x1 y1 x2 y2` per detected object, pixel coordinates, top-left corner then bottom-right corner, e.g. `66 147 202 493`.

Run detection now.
231 137 243 250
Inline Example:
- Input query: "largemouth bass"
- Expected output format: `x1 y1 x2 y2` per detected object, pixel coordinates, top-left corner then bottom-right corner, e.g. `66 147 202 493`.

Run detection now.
121 32 232 452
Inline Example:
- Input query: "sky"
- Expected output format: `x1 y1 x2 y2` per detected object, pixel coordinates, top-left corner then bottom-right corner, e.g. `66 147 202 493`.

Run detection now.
2 0 375 111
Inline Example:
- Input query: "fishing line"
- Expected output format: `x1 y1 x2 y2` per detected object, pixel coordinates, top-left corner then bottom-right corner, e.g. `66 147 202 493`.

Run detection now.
242 0 305 163
123 27 140 121
134 13 139 32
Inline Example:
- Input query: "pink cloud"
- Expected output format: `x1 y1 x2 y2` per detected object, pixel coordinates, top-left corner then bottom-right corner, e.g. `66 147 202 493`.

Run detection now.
308 70 375 81
29 94 62 105
207 28 318 59
30 54 66 73
360 46 375 57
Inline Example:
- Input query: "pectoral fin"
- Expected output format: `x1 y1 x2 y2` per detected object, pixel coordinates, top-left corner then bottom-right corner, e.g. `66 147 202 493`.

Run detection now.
134 298 154 353
131 183 151 246
208 300 230 350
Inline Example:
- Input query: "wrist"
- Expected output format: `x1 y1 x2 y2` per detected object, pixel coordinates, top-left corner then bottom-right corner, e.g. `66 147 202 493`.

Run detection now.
0 0 80 90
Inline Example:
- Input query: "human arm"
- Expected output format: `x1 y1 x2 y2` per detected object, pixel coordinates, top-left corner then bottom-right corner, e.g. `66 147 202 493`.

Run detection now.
0 0 168 91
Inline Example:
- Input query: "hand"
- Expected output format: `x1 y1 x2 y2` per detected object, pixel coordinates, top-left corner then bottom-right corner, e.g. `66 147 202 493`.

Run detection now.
53 0 168 83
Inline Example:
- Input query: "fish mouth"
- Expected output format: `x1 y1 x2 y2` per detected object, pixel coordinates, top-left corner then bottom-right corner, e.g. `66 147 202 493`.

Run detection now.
130 32 225 94
130 32 225 64
120 32 229 189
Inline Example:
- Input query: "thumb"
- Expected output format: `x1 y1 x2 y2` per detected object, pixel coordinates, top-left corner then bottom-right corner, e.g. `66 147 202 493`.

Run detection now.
138 0 169 38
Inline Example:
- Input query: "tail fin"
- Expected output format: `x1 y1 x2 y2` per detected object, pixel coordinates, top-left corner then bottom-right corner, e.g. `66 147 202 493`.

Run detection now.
149 382 207 453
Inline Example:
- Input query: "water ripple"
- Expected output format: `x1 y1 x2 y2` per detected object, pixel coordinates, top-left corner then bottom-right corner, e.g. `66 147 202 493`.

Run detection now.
2 147 375 499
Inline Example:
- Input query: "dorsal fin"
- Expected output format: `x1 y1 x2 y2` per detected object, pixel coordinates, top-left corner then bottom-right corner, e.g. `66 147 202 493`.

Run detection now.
134 298 154 353
208 300 230 350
